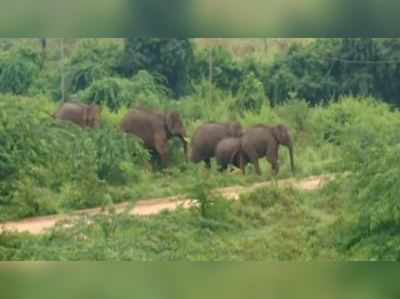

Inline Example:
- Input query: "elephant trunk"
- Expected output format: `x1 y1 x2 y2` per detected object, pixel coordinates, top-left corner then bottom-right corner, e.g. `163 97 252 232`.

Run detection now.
288 143 295 174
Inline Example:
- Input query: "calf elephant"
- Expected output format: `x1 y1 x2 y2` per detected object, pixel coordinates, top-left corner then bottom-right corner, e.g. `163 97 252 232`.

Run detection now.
240 124 295 176
190 122 243 168
215 137 244 171
54 102 102 128
121 108 188 167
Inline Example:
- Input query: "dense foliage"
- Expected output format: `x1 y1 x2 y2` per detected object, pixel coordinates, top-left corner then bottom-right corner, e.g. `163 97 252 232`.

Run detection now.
119 38 194 97
264 38 400 106
0 38 400 261
2 38 400 107
0 46 42 95
66 40 123 94
81 70 169 111
0 95 149 218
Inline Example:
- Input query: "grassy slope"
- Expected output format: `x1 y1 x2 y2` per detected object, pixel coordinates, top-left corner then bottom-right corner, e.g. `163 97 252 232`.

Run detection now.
0 183 342 261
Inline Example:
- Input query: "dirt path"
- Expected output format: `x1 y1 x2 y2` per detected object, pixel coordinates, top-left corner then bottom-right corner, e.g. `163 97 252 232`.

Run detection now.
0 175 333 235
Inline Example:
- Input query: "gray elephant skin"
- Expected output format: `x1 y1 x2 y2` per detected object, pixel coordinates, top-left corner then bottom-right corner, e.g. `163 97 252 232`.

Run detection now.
190 122 243 167
215 137 243 171
54 102 102 128
121 108 188 167
240 124 295 176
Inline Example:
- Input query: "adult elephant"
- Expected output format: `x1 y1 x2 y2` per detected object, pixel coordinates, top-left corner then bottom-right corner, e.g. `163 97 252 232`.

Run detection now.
240 124 295 176
54 102 102 128
121 108 188 167
190 122 243 168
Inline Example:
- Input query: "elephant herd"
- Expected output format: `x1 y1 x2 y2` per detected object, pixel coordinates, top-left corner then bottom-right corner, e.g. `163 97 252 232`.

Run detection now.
52 102 295 176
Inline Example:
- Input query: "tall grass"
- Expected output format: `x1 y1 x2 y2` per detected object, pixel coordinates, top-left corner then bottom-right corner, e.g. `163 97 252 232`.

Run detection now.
1 92 400 260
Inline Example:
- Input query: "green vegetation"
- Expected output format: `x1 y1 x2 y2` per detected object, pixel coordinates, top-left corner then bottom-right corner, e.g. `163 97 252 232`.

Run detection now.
0 186 336 260
0 38 400 260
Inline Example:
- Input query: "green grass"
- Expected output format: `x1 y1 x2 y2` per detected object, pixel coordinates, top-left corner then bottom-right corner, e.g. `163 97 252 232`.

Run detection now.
1 91 400 260
0 184 341 261
1 38 400 261
0 93 341 222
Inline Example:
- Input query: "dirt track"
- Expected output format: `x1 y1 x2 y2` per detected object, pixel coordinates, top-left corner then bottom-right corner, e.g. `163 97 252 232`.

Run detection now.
0 175 333 235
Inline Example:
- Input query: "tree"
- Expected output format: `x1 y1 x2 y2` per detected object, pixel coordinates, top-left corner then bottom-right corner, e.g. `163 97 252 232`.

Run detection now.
119 38 194 98
264 38 400 107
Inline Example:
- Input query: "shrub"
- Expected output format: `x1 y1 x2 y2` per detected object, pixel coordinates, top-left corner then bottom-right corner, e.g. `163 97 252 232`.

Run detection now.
27 68 60 98
101 106 130 128
337 142 400 259
179 80 237 124
241 104 281 127
0 47 42 95
192 46 243 95
120 38 194 97
263 38 400 107
81 71 169 111
275 99 311 133
66 40 122 94
92 127 150 184
312 97 400 146
188 173 233 230
233 72 268 113
0 95 149 217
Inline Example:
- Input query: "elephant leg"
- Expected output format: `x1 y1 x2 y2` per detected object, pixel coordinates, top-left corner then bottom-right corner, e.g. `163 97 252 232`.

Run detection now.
253 159 261 175
155 141 169 168
237 152 250 175
266 155 279 176
246 150 261 175
146 149 160 171
266 145 279 176
159 149 169 168
238 154 246 175
205 158 211 169
271 161 279 176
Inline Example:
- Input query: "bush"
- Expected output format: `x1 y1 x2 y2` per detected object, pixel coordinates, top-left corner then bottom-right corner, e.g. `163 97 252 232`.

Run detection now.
241 104 281 127
0 46 42 95
0 95 149 217
120 38 193 97
312 97 400 146
81 71 169 111
12 176 59 218
92 127 150 184
263 38 400 107
27 68 60 98
337 142 400 259
177 82 239 128
66 40 123 94
275 99 311 133
188 173 233 230
192 46 243 95
233 72 268 113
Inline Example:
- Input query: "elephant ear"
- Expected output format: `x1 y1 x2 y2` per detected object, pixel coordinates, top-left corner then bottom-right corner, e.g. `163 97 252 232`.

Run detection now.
272 125 290 145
